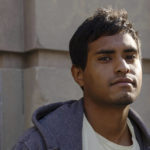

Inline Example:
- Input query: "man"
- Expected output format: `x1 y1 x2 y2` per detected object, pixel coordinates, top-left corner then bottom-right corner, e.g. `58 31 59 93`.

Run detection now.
13 8 150 150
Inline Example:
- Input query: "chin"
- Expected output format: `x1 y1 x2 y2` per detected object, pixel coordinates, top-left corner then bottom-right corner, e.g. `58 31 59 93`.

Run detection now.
112 93 136 107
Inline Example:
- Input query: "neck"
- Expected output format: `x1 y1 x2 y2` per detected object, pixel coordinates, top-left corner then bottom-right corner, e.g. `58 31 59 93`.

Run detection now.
83 97 132 146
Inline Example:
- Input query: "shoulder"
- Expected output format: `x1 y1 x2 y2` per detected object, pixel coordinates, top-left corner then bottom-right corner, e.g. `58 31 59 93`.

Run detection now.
129 108 150 147
32 99 83 127
13 99 83 150
12 127 46 150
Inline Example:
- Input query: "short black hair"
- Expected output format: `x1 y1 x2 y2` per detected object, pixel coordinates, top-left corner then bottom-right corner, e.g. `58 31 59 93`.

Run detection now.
69 7 141 70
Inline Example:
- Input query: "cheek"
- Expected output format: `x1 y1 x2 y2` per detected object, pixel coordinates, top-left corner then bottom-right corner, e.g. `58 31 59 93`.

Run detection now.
93 70 111 87
133 62 142 86
135 62 142 78
83 70 103 87
137 67 142 86
131 60 142 74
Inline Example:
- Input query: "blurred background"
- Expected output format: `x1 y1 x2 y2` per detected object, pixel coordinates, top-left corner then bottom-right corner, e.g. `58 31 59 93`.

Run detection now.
0 0 150 149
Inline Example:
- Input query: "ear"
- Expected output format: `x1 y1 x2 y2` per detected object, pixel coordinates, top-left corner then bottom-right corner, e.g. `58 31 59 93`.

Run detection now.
71 65 84 87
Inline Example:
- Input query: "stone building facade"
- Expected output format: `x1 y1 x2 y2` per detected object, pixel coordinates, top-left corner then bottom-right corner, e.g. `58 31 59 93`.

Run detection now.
0 0 150 149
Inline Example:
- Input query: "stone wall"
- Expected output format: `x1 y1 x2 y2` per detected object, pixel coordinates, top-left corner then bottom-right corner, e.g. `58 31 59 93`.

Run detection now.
0 0 150 149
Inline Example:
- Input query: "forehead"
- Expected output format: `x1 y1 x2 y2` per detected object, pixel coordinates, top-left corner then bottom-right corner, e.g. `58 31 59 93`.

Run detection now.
88 33 138 52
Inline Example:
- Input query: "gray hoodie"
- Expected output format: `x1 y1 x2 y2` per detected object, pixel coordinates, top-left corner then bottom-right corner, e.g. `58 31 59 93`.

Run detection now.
13 99 150 150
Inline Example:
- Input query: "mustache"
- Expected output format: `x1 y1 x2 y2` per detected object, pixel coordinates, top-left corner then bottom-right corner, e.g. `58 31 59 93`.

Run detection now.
110 75 137 87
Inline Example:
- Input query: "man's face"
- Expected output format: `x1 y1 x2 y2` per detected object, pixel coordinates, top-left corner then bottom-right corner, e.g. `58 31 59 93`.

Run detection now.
81 33 142 107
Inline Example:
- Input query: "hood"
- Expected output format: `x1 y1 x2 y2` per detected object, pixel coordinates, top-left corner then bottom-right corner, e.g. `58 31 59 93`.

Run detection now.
129 108 150 149
32 98 150 150
32 99 83 150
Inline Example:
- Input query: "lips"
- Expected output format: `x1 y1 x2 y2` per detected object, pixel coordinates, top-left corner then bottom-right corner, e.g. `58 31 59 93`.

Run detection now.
110 77 135 87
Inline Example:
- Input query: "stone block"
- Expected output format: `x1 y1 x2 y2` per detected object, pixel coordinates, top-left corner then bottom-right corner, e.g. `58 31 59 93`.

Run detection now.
0 69 24 150
24 66 82 128
23 50 82 127
24 0 150 59
0 0 24 52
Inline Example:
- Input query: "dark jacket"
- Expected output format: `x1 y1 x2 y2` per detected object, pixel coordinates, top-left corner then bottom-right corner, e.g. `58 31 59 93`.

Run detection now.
13 99 150 150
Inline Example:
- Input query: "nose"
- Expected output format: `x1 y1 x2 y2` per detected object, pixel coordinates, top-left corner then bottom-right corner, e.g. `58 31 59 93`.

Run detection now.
114 58 130 74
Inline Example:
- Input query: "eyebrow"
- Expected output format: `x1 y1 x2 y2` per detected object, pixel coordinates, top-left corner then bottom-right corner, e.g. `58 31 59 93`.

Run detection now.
124 48 138 53
95 50 115 55
95 48 138 55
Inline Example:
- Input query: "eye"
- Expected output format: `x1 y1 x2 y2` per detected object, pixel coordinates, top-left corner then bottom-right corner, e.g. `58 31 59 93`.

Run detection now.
125 54 137 61
98 56 112 62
